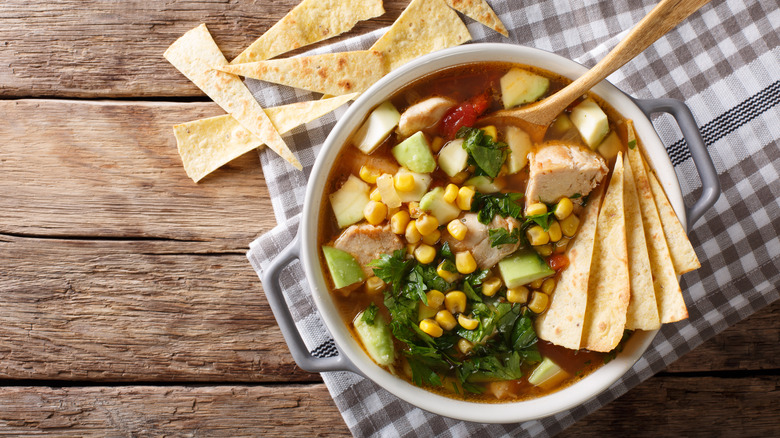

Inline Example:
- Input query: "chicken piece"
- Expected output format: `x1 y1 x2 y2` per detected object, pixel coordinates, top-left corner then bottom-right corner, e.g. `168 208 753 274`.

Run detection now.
525 143 608 209
397 96 457 137
333 224 404 278
442 213 521 269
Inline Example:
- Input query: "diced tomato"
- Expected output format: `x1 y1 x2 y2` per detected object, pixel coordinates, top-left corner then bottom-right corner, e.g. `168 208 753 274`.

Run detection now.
439 91 492 139
547 254 569 272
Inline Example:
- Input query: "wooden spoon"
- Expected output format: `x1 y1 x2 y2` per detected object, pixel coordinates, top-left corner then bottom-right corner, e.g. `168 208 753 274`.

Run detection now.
480 0 712 142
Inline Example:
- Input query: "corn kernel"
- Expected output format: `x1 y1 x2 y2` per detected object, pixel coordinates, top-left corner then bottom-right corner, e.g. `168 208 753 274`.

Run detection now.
555 197 574 220
560 214 580 237
457 338 474 355
482 277 502 297
390 210 410 234
431 136 445 153
481 125 498 141
408 201 423 219
507 286 530 304
530 278 545 290
407 242 419 254
426 290 445 309
541 278 556 295
394 173 415 192
435 310 457 330
364 201 387 225
359 165 381 184
455 251 477 274
436 261 459 283
414 244 436 264
458 314 479 330
445 291 467 314
369 187 382 202
555 237 571 253
451 171 469 185
528 291 550 314
535 244 553 257
364 276 386 294
456 186 475 210
548 220 563 242
419 319 443 338
415 214 439 236
526 225 550 246
447 219 468 241
386 206 400 221
422 229 441 245
526 202 548 217
443 184 459 203
405 221 422 243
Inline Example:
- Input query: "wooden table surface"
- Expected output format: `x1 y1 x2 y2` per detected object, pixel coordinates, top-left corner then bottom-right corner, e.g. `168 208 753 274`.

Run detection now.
2 1 777 436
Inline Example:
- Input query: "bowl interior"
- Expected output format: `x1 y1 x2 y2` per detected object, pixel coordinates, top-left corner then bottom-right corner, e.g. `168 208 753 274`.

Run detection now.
300 43 683 423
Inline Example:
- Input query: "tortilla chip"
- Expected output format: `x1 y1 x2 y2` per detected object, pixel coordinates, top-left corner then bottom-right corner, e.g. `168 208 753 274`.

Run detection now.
536 183 604 350
647 171 701 275
582 153 630 352
623 153 660 330
217 51 386 95
175 94 356 182
370 0 472 72
628 147 688 323
164 24 301 169
445 0 508 37
231 0 385 64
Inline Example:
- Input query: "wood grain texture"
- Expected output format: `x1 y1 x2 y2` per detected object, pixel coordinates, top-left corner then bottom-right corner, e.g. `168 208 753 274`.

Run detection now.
0 99 273 248
0 0 407 98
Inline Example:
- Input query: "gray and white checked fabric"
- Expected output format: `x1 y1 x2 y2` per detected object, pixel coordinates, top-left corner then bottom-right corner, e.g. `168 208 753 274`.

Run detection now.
246 0 780 436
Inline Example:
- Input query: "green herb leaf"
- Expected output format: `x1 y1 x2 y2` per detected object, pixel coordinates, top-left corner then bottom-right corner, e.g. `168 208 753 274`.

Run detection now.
369 249 412 295
457 127 507 178
361 303 379 325
403 264 429 304
471 192 523 225
488 228 521 247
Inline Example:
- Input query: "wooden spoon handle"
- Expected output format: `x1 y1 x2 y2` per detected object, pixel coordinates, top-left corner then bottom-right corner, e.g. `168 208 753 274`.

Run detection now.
543 0 712 118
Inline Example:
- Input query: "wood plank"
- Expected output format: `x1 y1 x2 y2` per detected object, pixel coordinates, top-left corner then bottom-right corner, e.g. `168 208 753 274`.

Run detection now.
0 100 274 249
0 235 317 382
562 375 780 437
0 384 350 436
0 376 775 436
0 0 407 98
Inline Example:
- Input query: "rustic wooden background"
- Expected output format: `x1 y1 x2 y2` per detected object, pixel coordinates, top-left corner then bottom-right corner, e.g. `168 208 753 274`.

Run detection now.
1 0 777 436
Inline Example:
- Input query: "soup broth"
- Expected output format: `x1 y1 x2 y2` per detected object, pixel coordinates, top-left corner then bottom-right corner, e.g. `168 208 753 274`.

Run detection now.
319 62 632 402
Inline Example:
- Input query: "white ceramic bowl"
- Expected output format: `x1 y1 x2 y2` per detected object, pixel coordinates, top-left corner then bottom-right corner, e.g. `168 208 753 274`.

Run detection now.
289 43 692 423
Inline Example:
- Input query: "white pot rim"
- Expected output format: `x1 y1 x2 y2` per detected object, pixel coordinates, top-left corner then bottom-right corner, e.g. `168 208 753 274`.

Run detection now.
298 43 683 423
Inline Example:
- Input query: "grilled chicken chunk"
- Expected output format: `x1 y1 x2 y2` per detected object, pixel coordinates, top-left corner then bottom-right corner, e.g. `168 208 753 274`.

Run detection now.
525 143 608 208
333 224 404 278
442 213 521 269
397 96 457 137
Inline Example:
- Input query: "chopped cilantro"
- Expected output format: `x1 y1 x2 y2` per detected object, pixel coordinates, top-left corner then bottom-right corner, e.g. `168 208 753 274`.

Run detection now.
489 227 521 247
471 192 523 225
361 303 379 325
369 249 412 295
457 127 507 178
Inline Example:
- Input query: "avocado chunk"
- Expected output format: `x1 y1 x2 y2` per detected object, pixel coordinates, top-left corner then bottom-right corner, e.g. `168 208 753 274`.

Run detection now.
464 175 504 194
498 249 555 288
353 101 401 155
391 131 436 173
500 67 550 109
437 138 468 177
419 187 461 224
322 246 366 289
570 98 609 149
353 308 395 366
527 357 570 389
329 175 370 228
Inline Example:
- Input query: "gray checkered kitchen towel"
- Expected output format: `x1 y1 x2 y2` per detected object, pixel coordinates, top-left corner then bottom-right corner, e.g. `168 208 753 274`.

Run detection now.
246 0 780 436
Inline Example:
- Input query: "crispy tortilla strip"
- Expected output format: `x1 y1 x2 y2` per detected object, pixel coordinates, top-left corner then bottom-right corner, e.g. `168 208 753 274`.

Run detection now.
628 147 688 323
536 183 604 350
623 153 661 330
647 171 701 275
582 153 630 352
174 94 356 182
164 24 301 169
218 51 386 95
231 0 385 64
445 0 508 37
370 0 472 72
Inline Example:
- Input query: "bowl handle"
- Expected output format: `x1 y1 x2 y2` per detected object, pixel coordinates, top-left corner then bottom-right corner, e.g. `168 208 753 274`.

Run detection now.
633 97 721 230
261 233 358 374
